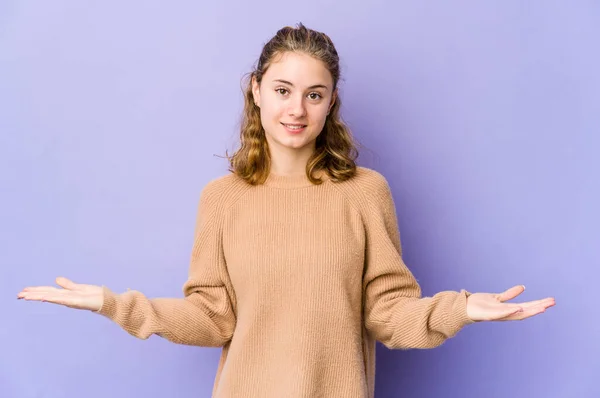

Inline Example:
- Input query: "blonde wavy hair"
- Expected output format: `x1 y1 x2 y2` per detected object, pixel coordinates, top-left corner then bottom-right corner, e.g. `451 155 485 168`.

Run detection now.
226 23 360 186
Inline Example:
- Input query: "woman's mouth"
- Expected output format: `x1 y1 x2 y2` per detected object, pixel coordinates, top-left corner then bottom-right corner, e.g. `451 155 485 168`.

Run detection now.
281 123 307 134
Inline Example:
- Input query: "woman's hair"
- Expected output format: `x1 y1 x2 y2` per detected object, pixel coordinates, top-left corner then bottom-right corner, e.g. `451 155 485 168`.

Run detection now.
226 23 360 186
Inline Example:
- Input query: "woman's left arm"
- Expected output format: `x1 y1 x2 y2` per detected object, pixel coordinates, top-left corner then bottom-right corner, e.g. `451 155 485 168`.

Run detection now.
361 172 554 350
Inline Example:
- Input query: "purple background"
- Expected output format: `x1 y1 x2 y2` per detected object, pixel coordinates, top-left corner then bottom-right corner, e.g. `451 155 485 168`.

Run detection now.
1 1 598 397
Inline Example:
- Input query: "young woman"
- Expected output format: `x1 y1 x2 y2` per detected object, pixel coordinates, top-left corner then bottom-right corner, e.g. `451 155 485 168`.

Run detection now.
18 23 555 397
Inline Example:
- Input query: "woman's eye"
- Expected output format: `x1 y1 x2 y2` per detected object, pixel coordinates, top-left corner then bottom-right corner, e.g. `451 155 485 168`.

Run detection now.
276 89 321 100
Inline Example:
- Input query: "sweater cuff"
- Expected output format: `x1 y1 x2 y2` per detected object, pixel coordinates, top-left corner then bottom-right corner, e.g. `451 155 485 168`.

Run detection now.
93 286 118 319
446 289 476 330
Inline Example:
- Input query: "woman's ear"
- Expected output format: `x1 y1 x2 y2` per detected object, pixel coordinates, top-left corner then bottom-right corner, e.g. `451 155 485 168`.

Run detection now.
252 75 261 107
328 89 337 114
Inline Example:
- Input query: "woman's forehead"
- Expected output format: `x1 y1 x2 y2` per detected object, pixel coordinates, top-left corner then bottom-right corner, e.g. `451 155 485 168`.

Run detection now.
264 52 333 88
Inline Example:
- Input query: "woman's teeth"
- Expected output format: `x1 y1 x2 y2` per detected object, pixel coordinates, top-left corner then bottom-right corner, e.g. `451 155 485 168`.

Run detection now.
284 124 305 130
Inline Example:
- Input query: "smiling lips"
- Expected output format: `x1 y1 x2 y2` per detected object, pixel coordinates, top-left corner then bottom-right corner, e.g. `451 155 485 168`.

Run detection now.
281 122 307 133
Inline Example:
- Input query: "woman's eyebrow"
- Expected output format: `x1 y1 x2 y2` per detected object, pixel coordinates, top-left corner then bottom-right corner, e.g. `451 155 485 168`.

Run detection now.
273 79 329 91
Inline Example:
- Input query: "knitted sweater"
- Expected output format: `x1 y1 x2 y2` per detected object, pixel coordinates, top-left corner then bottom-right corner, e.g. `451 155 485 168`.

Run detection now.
96 166 474 397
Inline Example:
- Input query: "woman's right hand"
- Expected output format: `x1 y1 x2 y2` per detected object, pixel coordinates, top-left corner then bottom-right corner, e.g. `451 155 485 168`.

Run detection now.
17 277 104 311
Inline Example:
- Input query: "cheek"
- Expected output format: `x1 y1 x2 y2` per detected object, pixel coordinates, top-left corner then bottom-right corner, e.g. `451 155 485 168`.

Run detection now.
259 106 283 133
312 106 329 123
261 98 284 120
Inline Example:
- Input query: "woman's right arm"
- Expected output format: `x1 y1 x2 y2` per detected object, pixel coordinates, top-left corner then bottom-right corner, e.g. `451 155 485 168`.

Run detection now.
18 181 237 347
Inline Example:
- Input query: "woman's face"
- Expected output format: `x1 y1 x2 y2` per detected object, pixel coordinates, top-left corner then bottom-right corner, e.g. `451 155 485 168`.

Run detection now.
252 51 336 154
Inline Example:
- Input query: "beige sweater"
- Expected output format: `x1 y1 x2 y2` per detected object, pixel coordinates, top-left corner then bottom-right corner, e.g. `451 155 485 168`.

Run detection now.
96 166 474 397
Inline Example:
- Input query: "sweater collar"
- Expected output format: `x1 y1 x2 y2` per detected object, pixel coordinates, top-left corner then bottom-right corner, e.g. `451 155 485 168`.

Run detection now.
263 170 330 189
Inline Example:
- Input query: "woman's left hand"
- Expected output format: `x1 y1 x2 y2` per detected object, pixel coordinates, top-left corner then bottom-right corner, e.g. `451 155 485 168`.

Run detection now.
466 285 555 322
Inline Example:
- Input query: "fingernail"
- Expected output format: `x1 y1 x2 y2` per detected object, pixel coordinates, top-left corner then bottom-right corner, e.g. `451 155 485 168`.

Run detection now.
522 285 526 290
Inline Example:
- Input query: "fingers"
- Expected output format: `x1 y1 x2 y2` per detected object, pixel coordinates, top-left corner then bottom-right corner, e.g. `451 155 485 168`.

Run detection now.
17 291 79 307
22 277 82 292
17 277 80 297
496 285 526 302
517 297 556 309
19 286 62 294
18 287 70 299
499 299 556 321
495 305 524 320
504 306 545 321
56 277 99 291
18 277 88 297
56 277 82 290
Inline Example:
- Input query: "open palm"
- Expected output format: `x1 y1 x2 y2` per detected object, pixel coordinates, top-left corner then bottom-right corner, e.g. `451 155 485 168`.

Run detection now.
466 285 555 322
17 277 103 311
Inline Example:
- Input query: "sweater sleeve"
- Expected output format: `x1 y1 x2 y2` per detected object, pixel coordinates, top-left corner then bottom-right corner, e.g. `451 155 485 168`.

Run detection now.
95 181 236 347
362 173 474 349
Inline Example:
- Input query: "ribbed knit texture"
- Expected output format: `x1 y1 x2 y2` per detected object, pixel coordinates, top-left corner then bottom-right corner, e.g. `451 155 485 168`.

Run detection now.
96 166 474 397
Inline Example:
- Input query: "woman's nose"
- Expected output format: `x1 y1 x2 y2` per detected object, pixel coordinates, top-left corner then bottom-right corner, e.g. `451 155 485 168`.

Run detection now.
287 96 307 118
